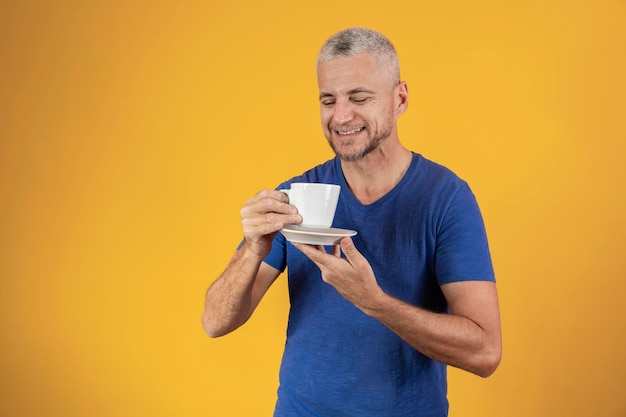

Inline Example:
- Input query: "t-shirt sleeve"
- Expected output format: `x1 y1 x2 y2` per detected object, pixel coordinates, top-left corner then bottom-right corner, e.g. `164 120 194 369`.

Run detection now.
435 183 495 285
263 231 288 272
235 232 287 272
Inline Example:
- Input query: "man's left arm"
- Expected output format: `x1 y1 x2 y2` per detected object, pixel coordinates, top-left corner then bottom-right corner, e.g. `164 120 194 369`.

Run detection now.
366 278 501 377
293 238 502 378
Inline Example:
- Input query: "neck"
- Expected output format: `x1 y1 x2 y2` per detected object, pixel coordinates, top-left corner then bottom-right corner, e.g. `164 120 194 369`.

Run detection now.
340 140 413 205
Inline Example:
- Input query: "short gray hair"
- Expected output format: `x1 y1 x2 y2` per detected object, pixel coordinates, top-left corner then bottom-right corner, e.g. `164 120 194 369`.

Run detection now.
317 27 400 84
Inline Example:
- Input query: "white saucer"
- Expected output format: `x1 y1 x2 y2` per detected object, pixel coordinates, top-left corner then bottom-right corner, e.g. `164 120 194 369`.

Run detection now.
280 225 357 245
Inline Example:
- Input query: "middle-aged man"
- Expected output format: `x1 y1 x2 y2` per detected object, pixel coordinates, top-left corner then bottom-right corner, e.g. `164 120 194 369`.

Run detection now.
202 27 502 417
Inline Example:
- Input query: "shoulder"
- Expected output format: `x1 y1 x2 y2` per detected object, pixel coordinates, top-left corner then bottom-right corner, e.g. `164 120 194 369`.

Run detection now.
409 154 472 204
414 154 466 187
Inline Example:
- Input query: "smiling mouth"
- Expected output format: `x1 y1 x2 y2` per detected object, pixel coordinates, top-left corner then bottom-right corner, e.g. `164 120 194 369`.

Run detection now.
334 126 365 135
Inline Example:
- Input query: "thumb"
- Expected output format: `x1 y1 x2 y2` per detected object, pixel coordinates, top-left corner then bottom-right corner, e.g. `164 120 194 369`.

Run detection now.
340 237 362 265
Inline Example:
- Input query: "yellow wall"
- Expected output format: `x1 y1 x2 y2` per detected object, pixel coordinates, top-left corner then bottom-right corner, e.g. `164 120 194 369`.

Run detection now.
1 1 625 416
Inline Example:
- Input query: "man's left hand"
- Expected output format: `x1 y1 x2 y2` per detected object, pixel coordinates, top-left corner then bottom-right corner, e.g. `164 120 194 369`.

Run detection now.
292 237 384 311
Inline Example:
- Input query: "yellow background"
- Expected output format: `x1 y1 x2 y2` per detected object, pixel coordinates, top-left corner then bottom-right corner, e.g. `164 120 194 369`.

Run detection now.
1 0 625 416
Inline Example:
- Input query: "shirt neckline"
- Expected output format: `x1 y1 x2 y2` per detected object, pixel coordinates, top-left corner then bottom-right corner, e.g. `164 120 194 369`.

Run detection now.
333 152 421 212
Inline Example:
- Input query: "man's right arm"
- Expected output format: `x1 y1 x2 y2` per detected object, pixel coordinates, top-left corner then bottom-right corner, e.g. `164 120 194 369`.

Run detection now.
201 243 281 338
201 189 301 338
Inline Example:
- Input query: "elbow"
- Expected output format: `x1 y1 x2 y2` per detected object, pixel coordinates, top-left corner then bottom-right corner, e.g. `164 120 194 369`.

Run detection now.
201 309 246 338
474 346 502 378
201 312 227 339
475 359 500 378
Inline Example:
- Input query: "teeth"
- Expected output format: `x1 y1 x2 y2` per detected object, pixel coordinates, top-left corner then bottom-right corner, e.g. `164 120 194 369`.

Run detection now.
336 127 364 135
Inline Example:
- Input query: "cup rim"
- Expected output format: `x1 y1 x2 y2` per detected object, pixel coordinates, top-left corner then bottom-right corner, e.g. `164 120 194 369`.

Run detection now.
290 182 340 188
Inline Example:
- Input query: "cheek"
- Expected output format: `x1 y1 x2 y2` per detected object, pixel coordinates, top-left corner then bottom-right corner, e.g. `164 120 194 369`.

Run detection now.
320 109 333 126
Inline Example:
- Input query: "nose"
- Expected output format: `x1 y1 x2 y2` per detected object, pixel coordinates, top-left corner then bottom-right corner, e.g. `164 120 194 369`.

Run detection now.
332 99 355 125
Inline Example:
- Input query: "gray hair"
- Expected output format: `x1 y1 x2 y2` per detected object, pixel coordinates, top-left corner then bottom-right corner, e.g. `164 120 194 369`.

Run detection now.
317 27 400 84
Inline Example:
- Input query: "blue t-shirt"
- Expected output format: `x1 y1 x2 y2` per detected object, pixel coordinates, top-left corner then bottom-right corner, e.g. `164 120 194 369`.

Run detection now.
264 153 495 417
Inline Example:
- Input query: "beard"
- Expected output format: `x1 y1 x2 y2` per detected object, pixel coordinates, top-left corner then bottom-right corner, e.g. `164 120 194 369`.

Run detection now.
326 117 394 162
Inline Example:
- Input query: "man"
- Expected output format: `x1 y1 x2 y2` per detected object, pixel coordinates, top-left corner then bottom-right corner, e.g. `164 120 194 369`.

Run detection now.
202 27 501 417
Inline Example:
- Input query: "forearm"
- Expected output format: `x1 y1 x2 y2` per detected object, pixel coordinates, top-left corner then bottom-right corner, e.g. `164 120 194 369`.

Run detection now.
201 243 265 338
291 239 502 376
362 292 501 377
201 188 297 338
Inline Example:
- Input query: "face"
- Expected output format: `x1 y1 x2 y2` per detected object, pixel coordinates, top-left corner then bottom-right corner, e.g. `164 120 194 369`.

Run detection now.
317 53 406 162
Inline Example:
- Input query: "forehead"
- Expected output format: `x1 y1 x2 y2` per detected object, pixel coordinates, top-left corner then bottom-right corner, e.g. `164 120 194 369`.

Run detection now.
317 53 389 93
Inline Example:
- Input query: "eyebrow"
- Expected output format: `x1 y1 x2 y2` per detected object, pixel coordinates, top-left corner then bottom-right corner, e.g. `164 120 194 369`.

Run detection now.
319 88 376 100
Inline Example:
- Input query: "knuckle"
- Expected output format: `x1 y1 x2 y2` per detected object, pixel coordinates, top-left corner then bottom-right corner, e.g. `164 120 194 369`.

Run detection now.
265 197 281 211
261 198 273 211
257 189 276 202
265 212 278 224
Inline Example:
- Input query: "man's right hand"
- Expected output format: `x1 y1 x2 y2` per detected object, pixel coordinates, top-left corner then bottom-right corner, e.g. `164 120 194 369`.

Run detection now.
239 189 302 259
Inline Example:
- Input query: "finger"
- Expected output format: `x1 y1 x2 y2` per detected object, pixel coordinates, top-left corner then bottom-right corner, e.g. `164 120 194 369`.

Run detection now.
241 194 301 229
292 242 315 257
292 242 331 265
332 244 341 257
243 197 297 217
339 237 363 266
252 189 290 203
314 244 328 253
242 219 283 237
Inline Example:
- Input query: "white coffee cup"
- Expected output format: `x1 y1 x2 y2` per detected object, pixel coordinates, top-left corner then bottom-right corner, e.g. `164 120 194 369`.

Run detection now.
279 183 340 228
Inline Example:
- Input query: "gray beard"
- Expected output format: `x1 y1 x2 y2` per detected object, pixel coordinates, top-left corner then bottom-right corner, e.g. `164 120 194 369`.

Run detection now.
328 125 392 162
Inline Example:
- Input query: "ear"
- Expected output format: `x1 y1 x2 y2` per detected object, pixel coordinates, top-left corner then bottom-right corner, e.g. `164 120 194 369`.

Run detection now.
394 81 409 117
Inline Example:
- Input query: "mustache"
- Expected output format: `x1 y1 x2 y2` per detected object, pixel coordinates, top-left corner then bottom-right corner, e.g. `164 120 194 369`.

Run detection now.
330 125 366 133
